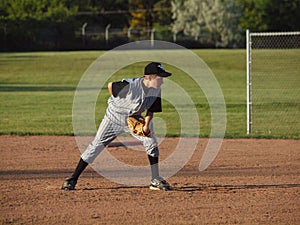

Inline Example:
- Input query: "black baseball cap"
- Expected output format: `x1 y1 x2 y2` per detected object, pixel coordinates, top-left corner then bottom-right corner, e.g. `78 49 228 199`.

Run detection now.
144 62 172 77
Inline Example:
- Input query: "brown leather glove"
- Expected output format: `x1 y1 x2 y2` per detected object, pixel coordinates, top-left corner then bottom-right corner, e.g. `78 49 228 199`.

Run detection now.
127 116 151 137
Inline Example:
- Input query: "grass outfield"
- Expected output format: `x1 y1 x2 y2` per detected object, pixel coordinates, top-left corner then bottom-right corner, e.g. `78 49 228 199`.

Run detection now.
0 50 297 138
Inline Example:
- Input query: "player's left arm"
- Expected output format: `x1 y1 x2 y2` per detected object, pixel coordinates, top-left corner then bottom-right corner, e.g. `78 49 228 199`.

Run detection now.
143 93 162 135
143 111 153 135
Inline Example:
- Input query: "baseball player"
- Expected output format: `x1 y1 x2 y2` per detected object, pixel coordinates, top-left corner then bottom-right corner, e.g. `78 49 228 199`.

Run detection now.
62 62 172 191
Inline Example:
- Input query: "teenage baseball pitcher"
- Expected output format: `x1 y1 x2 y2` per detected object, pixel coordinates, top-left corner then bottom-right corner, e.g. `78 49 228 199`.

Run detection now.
62 62 172 191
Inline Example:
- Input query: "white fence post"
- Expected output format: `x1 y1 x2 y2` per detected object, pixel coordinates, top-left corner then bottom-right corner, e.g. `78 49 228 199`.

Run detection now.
246 29 252 134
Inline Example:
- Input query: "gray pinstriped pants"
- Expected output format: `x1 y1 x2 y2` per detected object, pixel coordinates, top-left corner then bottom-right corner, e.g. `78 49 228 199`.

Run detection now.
81 115 159 164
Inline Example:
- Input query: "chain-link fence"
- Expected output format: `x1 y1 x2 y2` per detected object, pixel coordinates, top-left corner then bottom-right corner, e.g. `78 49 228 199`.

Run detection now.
79 25 214 50
247 31 300 138
0 22 221 51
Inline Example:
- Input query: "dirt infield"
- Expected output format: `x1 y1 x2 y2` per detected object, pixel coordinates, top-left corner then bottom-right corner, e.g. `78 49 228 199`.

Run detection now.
0 136 299 224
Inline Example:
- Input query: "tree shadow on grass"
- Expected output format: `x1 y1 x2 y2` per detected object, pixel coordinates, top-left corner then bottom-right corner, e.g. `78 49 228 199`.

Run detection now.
0 86 107 92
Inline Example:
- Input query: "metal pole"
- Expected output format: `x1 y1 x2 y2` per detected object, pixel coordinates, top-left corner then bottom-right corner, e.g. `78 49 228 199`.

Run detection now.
105 24 111 47
127 27 132 40
105 24 111 40
82 22 88 36
150 28 155 47
81 22 88 48
246 29 252 134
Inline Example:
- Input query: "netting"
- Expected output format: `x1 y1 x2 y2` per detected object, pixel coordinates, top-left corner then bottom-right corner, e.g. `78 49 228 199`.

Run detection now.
249 31 300 138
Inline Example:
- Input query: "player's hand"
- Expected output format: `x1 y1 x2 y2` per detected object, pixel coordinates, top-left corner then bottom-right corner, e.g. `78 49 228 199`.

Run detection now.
142 125 151 137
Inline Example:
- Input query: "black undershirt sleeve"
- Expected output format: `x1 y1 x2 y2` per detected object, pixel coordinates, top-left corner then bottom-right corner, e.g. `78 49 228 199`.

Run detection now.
112 81 129 98
148 92 162 113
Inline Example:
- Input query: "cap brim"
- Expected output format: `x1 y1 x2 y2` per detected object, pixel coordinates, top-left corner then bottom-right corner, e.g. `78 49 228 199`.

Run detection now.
157 71 172 77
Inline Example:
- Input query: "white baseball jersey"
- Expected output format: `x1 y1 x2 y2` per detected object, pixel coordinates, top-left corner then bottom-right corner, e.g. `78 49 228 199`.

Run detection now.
81 77 162 164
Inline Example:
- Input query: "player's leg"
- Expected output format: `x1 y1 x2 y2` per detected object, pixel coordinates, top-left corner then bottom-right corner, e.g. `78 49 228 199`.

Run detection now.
130 131 171 190
62 116 124 190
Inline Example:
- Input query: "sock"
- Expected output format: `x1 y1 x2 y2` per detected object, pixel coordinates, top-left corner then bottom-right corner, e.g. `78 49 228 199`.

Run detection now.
148 155 159 179
71 158 88 180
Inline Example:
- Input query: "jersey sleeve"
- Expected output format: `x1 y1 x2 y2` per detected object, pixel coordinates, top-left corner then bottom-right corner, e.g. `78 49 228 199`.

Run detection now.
112 80 129 98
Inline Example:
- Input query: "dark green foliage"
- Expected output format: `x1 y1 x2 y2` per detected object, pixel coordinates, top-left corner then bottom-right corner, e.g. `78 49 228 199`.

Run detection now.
0 0 299 51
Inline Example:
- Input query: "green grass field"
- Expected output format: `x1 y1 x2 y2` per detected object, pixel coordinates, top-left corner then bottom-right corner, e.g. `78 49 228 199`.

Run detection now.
0 50 298 138
251 49 300 138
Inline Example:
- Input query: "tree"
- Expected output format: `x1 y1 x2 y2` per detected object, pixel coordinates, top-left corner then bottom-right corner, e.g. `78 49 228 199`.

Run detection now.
237 0 300 32
129 0 147 28
171 0 243 47
237 0 268 32
75 0 130 28
129 0 160 29
265 0 300 31
128 0 165 40
153 0 172 26
0 0 78 50
3 0 77 22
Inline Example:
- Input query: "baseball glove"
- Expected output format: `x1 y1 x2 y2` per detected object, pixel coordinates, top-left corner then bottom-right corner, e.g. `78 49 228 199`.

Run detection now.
127 116 151 137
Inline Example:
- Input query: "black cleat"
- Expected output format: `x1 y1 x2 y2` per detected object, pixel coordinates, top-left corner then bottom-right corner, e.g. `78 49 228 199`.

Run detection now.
150 176 172 191
62 177 77 190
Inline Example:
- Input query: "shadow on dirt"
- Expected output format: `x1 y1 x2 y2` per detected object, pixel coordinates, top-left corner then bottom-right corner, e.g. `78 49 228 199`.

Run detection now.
173 183 300 192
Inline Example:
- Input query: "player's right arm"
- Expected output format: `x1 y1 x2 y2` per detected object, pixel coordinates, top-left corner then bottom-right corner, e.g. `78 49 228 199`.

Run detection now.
108 80 130 98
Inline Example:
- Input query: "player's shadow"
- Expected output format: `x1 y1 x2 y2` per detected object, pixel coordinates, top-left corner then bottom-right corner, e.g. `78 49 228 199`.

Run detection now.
81 183 300 192
107 141 142 147
173 183 300 192
82 186 148 191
